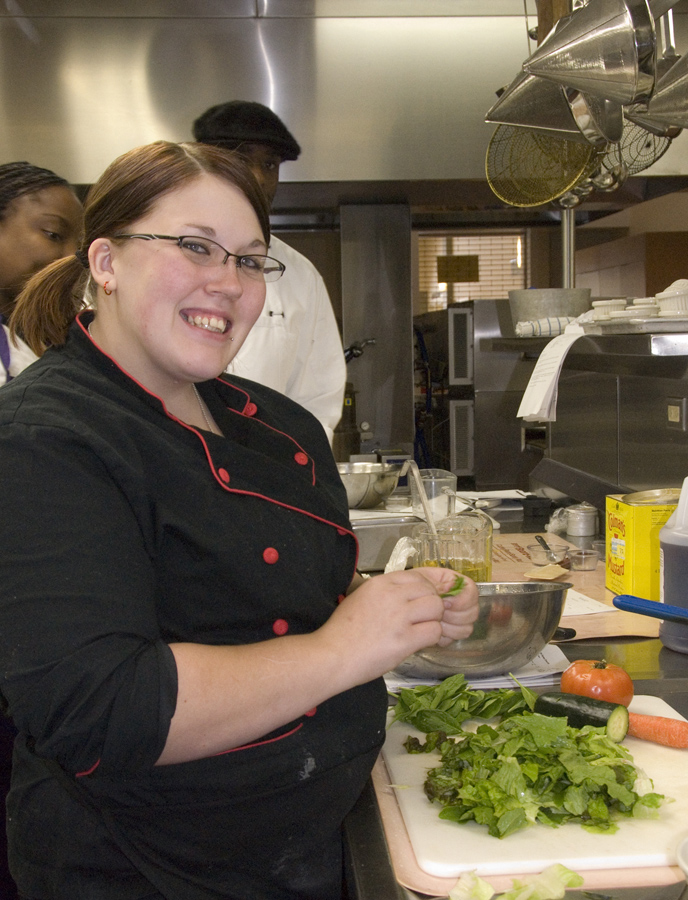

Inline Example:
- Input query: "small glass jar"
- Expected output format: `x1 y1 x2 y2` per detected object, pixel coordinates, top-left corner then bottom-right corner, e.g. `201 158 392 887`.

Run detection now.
568 548 599 571
410 509 493 582
409 468 457 521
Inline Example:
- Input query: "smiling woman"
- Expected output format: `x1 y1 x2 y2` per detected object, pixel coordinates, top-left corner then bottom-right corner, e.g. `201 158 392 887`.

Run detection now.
0 141 480 900
84 172 272 425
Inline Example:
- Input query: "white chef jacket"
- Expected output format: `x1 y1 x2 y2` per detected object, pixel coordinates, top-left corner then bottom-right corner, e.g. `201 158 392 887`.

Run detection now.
0 324 38 386
226 236 346 444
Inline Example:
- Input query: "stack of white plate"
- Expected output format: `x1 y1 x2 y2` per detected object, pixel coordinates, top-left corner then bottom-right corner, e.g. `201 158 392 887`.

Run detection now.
609 308 645 319
656 280 688 317
591 298 627 321
630 297 659 317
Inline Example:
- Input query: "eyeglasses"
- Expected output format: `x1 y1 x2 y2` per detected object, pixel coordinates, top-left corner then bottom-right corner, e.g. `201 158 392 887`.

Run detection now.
112 233 286 283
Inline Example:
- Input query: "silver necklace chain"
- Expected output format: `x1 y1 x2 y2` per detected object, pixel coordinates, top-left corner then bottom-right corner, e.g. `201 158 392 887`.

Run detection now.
192 384 216 433
88 321 217 435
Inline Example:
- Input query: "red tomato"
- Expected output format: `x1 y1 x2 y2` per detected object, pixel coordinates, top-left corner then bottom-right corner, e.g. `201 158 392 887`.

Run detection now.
560 659 634 707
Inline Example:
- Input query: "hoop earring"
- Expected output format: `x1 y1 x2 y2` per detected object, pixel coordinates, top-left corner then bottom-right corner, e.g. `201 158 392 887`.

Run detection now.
103 282 112 296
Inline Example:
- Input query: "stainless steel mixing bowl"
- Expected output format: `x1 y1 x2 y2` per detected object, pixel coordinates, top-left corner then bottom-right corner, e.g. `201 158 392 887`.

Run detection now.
337 462 401 509
395 581 572 679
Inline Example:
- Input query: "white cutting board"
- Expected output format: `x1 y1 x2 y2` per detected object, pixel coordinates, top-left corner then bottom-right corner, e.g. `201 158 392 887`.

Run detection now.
382 695 688 878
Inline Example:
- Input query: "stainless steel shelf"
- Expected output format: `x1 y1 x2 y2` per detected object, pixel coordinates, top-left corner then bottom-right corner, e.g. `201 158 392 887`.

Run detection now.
492 332 688 357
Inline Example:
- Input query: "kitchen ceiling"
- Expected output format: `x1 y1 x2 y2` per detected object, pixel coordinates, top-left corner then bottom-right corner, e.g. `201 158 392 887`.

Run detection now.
1 0 686 224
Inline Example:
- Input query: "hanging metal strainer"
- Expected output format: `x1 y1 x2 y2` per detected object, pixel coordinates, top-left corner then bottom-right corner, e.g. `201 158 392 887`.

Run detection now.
605 121 673 175
555 120 672 208
485 124 599 208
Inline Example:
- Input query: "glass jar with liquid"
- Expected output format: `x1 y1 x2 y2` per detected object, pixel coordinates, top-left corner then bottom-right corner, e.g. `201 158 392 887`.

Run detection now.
411 509 493 582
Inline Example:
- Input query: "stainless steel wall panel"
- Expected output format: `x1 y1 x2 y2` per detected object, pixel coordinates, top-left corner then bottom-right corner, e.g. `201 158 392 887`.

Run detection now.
1 5 688 185
474 390 539 490
0 0 539 15
548 371 619 485
260 1 539 15
0 13 532 184
340 205 414 454
472 299 533 392
0 17 318 184
618 375 688 490
0 1 258 16
449 399 474 475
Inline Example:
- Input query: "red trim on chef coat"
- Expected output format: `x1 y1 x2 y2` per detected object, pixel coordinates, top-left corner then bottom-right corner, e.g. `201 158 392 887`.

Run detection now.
78 313 359 568
75 758 101 777
214 722 304 755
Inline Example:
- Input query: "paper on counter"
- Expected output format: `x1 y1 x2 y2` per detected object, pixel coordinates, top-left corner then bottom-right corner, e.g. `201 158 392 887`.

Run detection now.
455 490 529 500
516 324 585 422
563 589 610 616
385 644 569 692
348 507 417 520
523 563 569 580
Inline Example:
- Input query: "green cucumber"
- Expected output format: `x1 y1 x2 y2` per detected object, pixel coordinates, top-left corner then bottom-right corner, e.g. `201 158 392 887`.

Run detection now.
534 691 629 743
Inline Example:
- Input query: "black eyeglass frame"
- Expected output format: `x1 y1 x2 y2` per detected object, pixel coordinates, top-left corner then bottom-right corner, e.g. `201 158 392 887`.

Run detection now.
111 233 286 281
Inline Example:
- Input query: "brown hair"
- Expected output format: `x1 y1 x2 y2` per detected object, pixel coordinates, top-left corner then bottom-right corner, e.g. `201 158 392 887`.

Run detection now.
10 141 271 354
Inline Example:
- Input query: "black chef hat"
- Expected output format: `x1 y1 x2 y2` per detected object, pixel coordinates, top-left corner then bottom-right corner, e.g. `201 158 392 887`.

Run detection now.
192 101 301 162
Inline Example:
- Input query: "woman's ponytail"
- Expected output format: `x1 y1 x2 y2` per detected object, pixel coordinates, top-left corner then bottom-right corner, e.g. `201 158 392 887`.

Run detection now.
9 255 88 355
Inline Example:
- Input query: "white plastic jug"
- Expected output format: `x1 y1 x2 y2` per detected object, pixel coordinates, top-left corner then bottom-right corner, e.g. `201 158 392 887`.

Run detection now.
659 475 688 654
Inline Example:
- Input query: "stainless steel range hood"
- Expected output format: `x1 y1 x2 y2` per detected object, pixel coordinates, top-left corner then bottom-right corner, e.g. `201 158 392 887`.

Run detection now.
1 0 686 194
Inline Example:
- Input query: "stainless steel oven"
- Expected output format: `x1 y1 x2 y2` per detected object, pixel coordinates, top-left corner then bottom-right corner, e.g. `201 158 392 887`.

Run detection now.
414 300 539 489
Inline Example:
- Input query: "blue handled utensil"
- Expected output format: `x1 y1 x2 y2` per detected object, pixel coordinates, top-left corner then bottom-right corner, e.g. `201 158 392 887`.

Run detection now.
613 594 688 625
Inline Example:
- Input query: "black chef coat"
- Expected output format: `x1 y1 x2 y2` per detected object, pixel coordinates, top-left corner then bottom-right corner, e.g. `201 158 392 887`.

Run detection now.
0 313 387 900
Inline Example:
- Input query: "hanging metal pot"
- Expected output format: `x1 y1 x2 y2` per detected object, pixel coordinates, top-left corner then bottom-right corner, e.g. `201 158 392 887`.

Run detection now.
566 89 625 144
625 10 684 135
636 50 688 128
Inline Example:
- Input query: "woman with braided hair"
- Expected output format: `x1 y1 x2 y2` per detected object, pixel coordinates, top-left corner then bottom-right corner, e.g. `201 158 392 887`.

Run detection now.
0 161 82 385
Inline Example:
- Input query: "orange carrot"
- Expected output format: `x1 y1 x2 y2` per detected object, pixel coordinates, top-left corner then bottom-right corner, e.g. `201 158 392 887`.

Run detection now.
627 712 688 748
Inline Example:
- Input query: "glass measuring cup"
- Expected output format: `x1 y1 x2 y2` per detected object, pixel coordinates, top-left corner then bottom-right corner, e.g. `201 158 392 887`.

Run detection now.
410 508 493 582
409 468 457 522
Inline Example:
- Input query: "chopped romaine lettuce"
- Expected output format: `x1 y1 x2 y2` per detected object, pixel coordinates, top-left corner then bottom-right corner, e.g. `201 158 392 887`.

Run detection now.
406 710 664 838
448 864 583 900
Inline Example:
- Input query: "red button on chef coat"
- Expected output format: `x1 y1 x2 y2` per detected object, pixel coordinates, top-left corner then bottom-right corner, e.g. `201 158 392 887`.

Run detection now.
263 547 279 564
294 452 308 466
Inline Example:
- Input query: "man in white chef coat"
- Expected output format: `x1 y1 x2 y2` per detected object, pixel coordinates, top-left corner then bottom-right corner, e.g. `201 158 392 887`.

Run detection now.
192 101 346 444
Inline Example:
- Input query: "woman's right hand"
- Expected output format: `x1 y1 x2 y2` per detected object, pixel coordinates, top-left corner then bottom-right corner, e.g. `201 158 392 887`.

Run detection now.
319 567 479 686
160 569 478 764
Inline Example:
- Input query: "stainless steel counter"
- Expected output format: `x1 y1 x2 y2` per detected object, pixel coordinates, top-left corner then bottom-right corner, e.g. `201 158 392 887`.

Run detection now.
343 635 688 900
